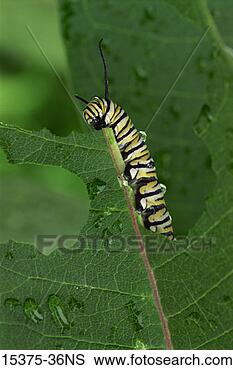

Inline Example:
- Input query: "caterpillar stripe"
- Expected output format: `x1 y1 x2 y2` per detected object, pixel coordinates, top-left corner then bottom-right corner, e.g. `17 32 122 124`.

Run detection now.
75 40 174 240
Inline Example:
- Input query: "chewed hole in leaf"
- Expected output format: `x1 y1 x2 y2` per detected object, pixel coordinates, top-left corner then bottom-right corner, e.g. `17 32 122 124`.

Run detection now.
24 298 44 324
86 178 106 200
0 153 89 247
193 104 213 136
4 298 21 312
48 294 70 332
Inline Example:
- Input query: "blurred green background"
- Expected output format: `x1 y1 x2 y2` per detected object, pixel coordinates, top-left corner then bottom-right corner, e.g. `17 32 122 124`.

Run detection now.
0 0 82 134
0 0 89 244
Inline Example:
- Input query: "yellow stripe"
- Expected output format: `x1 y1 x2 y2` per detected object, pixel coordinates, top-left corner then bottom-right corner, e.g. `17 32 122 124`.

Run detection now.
114 116 129 135
149 209 167 223
90 103 100 115
124 136 143 152
112 105 122 120
139 181 158 194
118 130 138 146
136 169 157 180
129 151 150 164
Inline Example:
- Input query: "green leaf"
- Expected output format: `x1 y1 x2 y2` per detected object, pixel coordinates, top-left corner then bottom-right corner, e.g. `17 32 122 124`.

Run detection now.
1 0 233 349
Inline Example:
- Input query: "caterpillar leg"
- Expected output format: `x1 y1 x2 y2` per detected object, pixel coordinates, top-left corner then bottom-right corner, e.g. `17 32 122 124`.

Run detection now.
117 171 129 188
139 130 147 142
121 177 129 187
160 183 167 194
136 213 144 227
117 175 135 205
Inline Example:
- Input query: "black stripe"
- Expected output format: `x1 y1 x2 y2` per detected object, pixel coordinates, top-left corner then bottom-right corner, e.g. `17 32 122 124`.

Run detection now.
116 126 135 143
150 216 171 226
142 169 157 176
101 99 111 125
122 141 146 160
111 111 127 130
127 150 149 163
103 99 110 115
129 160 154 169
142 204 165 215
123 161 155 182
99 97 106 106
141 205 169 230
84 111 91 119
140 188 162 198
134 177 157 188
116 117 131 137
113 106 124 121
135 189 162 208
135 193 165 213
163 224 173 230
92 98 103 109
153 196 164 202
151 204 166 213
86 106 96 116
162 231 174 239
92 102 100 110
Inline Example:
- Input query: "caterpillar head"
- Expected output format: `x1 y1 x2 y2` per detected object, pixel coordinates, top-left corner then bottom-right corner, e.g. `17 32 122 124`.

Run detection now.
75 39 110 130
83 97 108 130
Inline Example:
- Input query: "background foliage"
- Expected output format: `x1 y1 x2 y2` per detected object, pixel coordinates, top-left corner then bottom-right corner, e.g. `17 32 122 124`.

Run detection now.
0 0 232 349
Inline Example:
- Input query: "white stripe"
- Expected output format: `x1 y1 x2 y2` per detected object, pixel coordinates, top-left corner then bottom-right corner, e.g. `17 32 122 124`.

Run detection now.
130 168 138 179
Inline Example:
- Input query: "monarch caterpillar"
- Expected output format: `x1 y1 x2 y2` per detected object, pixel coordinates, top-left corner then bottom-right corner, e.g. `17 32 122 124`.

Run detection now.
76 40 174 240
